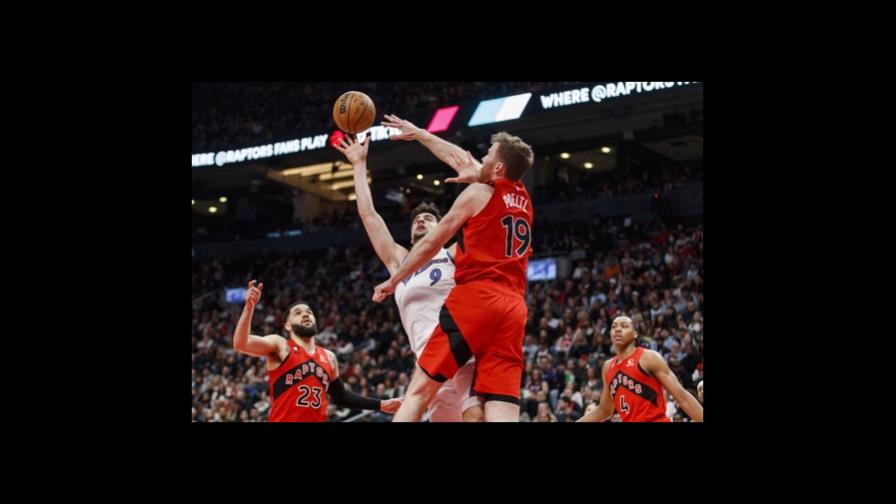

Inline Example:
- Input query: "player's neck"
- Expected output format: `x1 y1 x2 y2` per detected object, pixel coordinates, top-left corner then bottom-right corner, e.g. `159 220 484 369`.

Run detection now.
291 334 316 353
615 342 637 360
410 239 442 251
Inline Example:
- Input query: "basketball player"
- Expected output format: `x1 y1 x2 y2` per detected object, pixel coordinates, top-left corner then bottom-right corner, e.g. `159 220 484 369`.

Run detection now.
334 133 483 422
232 280 402 422
577 316 703 422
372 131 535 422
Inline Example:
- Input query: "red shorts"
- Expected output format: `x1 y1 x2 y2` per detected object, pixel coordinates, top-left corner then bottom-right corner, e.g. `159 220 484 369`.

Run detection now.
417 280 527 404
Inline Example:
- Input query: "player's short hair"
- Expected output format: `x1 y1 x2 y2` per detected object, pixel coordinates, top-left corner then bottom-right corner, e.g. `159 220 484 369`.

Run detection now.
286 301 313 317
491 131 534 181
410 202 442 223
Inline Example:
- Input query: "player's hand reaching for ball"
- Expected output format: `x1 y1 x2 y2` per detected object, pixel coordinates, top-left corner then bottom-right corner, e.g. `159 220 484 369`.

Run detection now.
245 280 263 310
333 133 370 165
372 278 397 303
381 114 423 141
380 397 403 414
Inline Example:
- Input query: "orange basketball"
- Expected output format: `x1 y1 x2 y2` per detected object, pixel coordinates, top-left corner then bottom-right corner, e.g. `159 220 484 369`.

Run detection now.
332 91 376 134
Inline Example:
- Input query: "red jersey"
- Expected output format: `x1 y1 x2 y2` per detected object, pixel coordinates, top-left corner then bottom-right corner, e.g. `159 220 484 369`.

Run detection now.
604 347 669 422
267 342 334 422
453 178 532 296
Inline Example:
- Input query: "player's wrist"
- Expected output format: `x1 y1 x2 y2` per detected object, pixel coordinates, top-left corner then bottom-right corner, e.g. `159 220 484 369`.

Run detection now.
417 129 434 143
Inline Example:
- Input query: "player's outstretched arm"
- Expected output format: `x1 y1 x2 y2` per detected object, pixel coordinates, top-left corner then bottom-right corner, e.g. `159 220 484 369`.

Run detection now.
232 280 283 358
334 134 408 274
641 350 703 422
324 350 402 413
381 114 481 182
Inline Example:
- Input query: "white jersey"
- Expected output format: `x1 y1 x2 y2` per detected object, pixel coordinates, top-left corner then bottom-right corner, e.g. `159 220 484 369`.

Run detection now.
394 247 456 357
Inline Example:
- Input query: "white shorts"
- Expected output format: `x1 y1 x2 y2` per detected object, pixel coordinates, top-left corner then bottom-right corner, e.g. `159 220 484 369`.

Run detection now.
425 359 482 422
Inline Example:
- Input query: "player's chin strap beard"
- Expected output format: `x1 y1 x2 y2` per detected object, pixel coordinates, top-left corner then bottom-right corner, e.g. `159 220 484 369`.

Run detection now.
291 322 318 338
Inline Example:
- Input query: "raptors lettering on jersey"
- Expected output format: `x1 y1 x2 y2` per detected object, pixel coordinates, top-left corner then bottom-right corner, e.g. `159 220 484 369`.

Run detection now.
267 344 334 422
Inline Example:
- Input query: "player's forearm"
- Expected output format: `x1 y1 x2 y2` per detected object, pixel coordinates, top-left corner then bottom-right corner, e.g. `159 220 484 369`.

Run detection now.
334 389 381 411
418 130 466 170
676 393 704 422
577 403 613 422
390 234 440 283
353 162 402 268
352 162 376 217
328 377 382 411
233 305 254 350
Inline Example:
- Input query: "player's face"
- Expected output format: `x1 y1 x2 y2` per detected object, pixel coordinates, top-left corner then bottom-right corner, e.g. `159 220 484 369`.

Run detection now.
611 317 637 346
479 143 502 181
287 304 318 337
410 212 438 244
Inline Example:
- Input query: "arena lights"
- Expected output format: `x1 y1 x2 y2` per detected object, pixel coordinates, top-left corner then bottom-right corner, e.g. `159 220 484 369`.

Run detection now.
560 153 570 159
219 196 228 203
433 180 440 186
332 178 368 191
192 199 196 206
426 105 460 133
468 93 532 126
417 174 423 180
209 206 218 213
584 162 593 169
317 168 354 181
601 147 611 154
539 82 699 110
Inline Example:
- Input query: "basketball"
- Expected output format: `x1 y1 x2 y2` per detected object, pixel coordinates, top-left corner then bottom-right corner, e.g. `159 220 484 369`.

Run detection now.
332 91 376 134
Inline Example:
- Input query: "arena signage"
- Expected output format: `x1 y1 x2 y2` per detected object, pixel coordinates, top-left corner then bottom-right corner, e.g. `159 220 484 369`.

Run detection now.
539 82 700 110
191 126 401 167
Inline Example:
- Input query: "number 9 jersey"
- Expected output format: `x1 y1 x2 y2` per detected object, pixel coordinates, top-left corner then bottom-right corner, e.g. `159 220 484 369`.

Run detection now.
394 247 456 357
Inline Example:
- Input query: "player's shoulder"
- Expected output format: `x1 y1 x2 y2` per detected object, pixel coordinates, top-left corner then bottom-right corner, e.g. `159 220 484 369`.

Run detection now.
324 348 338 364
601 357 614 372
265 334 287 348
639 348 665 368
466 181 496 199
